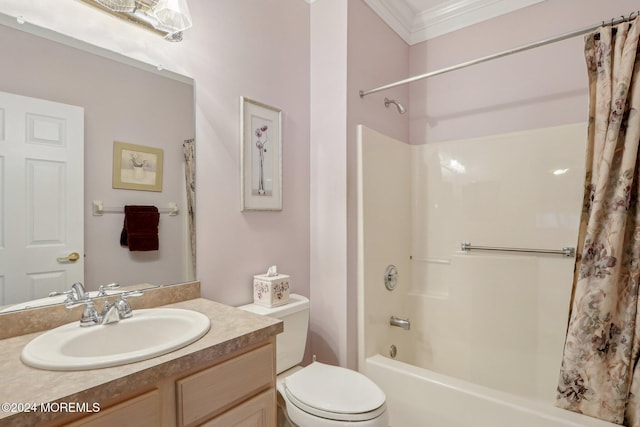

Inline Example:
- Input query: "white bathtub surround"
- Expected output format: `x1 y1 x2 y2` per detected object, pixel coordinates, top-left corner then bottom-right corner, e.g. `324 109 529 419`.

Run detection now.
356 123 618 426
410 123 588 401
357 125 412 366
557 18 640 425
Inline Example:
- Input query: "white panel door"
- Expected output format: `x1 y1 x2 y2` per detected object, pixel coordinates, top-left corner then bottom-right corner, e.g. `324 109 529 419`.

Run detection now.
0 91 84 305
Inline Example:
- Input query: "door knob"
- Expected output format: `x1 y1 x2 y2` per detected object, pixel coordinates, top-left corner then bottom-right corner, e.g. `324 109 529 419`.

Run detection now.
57 252 81 263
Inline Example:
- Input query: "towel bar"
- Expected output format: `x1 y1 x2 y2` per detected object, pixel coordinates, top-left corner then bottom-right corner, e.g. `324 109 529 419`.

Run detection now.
92 200 178 216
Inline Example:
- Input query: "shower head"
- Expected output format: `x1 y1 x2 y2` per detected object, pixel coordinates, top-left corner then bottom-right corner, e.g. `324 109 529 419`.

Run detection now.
384 98 406 114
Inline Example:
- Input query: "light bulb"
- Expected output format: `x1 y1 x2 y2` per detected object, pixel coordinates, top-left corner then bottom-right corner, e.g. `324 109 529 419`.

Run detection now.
152 0 193 32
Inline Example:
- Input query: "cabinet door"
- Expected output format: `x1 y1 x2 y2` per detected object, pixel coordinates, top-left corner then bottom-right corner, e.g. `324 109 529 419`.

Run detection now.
200 389 276 427
177 344 274 426
65 390 160 427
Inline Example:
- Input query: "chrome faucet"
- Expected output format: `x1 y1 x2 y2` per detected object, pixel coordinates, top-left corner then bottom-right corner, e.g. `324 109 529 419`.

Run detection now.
70 282 86 300
390 315 411 330
67 290 143 327
49 282 87 303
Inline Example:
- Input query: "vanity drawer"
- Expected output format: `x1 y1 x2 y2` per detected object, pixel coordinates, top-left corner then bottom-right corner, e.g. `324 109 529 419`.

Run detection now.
176 343 275 427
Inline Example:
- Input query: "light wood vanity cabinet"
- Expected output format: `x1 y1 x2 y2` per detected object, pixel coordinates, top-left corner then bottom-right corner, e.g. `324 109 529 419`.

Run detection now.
61 341 276 427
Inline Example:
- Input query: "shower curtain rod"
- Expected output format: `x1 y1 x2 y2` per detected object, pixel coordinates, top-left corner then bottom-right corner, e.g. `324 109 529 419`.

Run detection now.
359 12 639 98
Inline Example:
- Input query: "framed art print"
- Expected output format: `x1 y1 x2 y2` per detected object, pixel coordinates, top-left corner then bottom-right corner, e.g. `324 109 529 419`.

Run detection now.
240 96 282 211
112 141 163 192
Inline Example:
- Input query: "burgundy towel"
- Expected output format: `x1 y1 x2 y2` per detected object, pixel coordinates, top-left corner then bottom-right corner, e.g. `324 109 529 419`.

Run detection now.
120 206 160 251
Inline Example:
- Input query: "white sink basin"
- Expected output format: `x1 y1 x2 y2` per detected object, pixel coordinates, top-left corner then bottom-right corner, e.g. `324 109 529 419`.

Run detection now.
21 308 211 370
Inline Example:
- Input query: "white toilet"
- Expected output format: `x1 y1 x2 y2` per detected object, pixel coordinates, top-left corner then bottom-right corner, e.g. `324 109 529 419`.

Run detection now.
239 294 389 427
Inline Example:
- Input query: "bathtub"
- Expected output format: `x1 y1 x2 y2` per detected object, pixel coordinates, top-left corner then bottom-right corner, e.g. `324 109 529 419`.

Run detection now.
362 354 617 427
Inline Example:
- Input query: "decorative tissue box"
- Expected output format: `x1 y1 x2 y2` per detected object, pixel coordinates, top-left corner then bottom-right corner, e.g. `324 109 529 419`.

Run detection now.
253 273 290 307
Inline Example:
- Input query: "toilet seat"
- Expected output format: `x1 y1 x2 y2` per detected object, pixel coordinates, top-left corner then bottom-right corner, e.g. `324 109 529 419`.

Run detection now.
283 362 386 422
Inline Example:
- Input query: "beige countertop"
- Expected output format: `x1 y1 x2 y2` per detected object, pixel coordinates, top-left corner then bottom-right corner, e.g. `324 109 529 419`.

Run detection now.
0 297 282 426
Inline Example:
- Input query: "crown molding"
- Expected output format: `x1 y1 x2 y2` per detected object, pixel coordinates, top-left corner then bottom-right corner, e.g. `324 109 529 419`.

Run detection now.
365 0 545 45
363 0 415 43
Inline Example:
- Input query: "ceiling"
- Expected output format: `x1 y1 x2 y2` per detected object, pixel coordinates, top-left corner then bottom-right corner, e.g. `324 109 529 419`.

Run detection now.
363 0 545 45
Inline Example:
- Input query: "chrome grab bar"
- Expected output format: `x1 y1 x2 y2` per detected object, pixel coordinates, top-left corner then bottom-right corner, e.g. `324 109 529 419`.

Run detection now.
460 242 575 257
390 316 410 330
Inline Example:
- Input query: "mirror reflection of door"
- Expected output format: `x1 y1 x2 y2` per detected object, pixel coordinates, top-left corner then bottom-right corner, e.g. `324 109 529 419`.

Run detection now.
0 90 84 305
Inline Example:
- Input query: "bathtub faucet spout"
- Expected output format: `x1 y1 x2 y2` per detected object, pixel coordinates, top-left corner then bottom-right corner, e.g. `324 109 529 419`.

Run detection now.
390 316 410 330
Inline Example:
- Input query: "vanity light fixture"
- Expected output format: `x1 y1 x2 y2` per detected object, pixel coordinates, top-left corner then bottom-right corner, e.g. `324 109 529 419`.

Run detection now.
79 0 193 41
95 0 135 12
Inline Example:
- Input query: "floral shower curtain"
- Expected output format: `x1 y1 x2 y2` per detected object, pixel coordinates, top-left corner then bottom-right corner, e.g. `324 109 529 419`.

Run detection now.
556 17 640 425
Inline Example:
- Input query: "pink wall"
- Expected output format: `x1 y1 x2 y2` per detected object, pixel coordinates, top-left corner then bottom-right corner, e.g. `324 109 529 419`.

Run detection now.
409 0 635 144
348 0 410 145
309 0 409 369
309 0 349 366
188 1 310 306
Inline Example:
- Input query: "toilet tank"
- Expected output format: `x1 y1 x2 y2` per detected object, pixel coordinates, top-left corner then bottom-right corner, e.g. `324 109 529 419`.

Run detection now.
238 294 309 374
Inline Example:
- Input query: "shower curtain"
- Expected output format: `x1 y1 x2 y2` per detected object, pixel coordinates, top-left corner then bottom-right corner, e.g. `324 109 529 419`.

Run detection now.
556 17 640 425
183 139 196 278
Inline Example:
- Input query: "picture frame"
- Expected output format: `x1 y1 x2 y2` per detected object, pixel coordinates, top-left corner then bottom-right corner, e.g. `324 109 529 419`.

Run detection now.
112 141 163 192
240 97 282 211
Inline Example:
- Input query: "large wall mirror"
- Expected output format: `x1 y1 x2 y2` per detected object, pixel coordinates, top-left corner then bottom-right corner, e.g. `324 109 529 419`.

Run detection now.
0 14 195 313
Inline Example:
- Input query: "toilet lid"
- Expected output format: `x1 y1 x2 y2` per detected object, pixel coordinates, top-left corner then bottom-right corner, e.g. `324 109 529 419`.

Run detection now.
283 362 386 422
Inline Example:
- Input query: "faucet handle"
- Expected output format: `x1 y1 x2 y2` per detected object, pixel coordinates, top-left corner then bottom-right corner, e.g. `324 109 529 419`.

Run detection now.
114 290 143 319
121 290 144 298
48 289 75 303
66 298 101 327
97 282 120 297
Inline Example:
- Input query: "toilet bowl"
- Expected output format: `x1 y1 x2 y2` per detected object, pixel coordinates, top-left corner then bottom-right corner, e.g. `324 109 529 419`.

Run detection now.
238 294 388 427
278 361 388 426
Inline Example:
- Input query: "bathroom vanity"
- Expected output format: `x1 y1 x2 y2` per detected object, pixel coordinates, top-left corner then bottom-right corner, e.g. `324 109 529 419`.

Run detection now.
0 286 282 427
